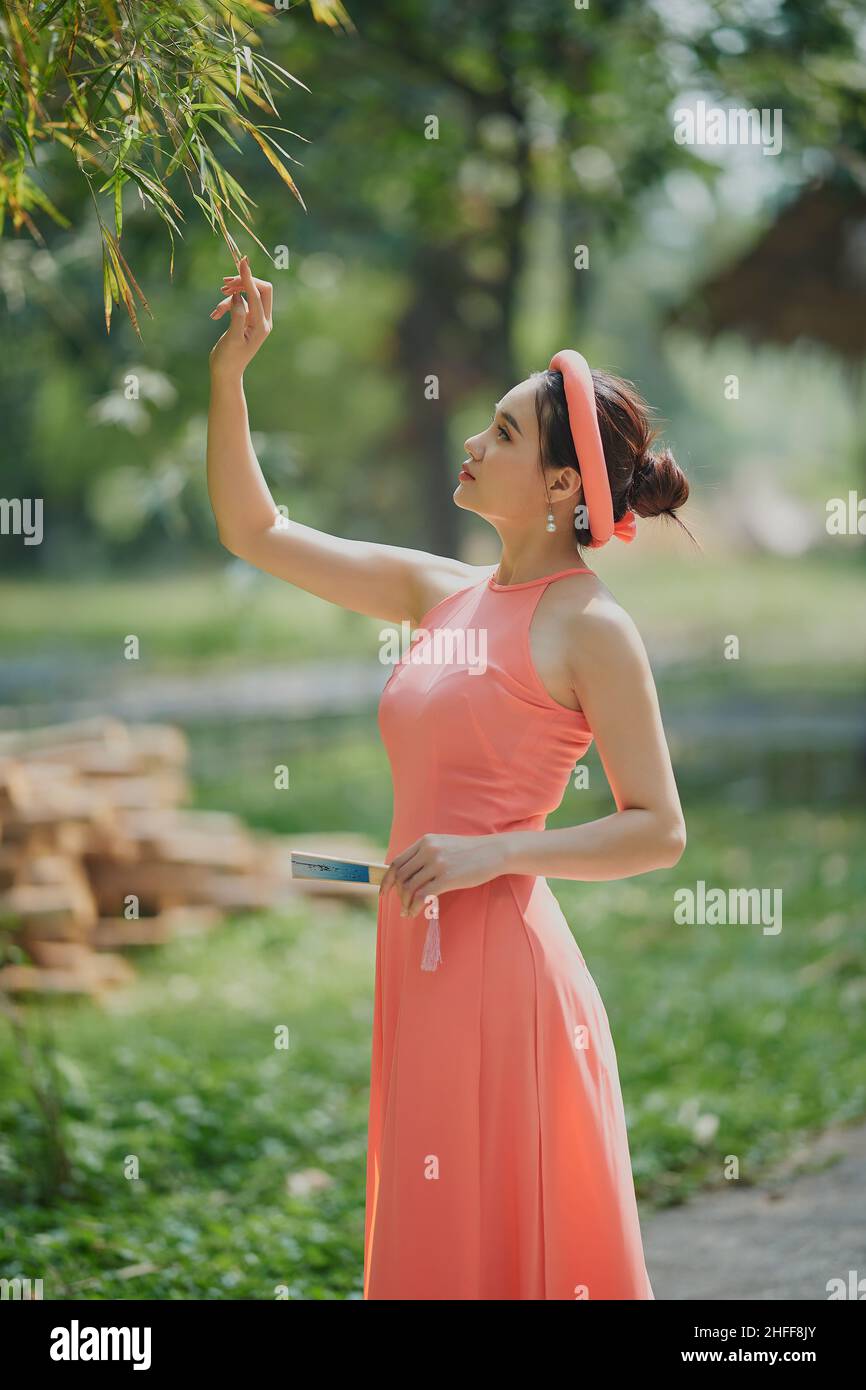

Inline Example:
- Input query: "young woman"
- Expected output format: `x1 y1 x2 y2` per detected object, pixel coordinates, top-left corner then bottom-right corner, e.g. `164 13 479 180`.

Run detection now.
207 257 690 1301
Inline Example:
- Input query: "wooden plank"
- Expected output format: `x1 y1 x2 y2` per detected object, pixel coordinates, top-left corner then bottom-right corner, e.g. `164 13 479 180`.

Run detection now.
1 883 97 936
25 852 91 888
87 858 222 914
84 771 188 810
124 723 189 767
117 808 245 845
0 964 97 995
148 833 258 871
0 760 34 814
23 940 94 970
0 845 27 890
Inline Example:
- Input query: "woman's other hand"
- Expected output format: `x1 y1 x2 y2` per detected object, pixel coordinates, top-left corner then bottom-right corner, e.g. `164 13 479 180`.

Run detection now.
379 833 509 917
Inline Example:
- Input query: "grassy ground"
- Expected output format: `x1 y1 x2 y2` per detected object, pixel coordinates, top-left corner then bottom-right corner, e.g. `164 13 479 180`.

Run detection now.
0 898 373 1300
2 791 863 1299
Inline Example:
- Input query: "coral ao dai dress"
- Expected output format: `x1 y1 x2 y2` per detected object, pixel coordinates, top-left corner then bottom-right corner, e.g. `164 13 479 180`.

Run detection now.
364 565 654 1300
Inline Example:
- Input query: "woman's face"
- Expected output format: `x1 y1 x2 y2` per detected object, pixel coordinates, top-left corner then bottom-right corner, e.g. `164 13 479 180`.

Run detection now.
456 377 579 524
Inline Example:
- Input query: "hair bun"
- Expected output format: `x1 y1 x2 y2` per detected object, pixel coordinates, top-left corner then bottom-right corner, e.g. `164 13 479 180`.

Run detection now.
628 445 689 520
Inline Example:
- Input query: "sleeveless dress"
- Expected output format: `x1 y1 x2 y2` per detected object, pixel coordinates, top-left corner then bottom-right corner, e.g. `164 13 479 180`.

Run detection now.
364 564 654 1300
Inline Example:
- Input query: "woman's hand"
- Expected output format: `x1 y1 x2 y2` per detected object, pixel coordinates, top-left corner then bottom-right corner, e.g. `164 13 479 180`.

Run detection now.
379 833 509 917
209 255 273 380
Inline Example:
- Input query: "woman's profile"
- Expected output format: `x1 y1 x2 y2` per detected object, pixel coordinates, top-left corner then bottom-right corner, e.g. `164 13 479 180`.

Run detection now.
207 256 690 1300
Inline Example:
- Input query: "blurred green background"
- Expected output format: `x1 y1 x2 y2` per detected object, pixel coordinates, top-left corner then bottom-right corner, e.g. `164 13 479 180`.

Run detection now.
1 0 864 1299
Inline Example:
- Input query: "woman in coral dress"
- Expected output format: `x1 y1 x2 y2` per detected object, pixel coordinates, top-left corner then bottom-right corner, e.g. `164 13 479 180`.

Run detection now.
207 261 689 1301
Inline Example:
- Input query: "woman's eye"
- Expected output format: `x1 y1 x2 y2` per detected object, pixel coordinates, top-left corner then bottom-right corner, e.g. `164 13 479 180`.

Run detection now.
497 425 510 441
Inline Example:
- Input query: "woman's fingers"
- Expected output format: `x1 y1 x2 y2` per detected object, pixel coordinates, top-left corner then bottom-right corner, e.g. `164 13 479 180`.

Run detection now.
238 255 265 331
385 842 429 914
220 287 273 323
257 278 273 322
210 295 234 320
221 281 273 322
221 268 267 286
221 267 273 321
227 292 249 339
207 287 247 328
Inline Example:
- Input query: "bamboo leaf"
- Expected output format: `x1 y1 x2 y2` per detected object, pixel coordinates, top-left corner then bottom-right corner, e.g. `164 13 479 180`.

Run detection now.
123 164 184 216
165 113 204 177
197 113 244 155
102 242 116 334
79 61 128 145
208 69 275 115
241 122 307 211
255 54 313 95
103 233 143 337
308 0 357 33
35 0 72 31
103 227 152 314
21 176 71 229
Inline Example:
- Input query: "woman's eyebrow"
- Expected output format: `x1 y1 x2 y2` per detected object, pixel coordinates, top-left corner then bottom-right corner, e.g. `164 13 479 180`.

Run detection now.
494 402 523 437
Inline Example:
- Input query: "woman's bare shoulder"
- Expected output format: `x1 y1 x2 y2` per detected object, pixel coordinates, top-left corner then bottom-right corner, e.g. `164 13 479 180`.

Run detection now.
555 573 651 675
412 558 497 624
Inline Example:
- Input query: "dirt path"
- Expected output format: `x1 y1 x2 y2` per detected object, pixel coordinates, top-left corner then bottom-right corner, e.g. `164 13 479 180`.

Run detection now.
642 1120 866 1300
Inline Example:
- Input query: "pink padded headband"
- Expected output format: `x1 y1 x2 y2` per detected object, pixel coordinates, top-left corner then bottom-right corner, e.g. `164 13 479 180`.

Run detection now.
549 349 636 547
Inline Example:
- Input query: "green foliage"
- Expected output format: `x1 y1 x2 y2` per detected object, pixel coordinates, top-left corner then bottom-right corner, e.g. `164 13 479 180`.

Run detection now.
0 0 352 331
0 904 372 1297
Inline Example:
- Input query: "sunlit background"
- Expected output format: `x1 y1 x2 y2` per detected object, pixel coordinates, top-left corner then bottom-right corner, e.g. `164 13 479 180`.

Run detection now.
0 0 864 1299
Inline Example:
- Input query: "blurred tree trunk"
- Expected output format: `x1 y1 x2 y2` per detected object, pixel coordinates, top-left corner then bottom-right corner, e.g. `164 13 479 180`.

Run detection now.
392 235 522 557
390 113 532 556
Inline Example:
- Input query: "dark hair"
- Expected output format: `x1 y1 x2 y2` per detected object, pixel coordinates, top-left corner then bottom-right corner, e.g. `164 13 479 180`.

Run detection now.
533 367 695 549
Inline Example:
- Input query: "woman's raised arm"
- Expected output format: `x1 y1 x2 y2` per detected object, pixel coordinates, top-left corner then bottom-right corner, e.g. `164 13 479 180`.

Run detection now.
206 257 487 624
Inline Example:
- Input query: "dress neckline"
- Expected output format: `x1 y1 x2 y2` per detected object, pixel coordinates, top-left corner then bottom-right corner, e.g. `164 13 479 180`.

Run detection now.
487 564 593 591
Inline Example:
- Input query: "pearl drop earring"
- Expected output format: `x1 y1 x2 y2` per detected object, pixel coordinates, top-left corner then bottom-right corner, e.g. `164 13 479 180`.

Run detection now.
546 508 555 533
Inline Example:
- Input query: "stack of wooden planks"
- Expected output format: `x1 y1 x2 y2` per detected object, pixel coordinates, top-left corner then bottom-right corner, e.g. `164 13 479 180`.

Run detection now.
0 717 385 997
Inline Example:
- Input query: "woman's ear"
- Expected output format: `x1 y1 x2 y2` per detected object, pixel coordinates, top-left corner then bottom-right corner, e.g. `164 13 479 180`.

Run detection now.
550 467 583 506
